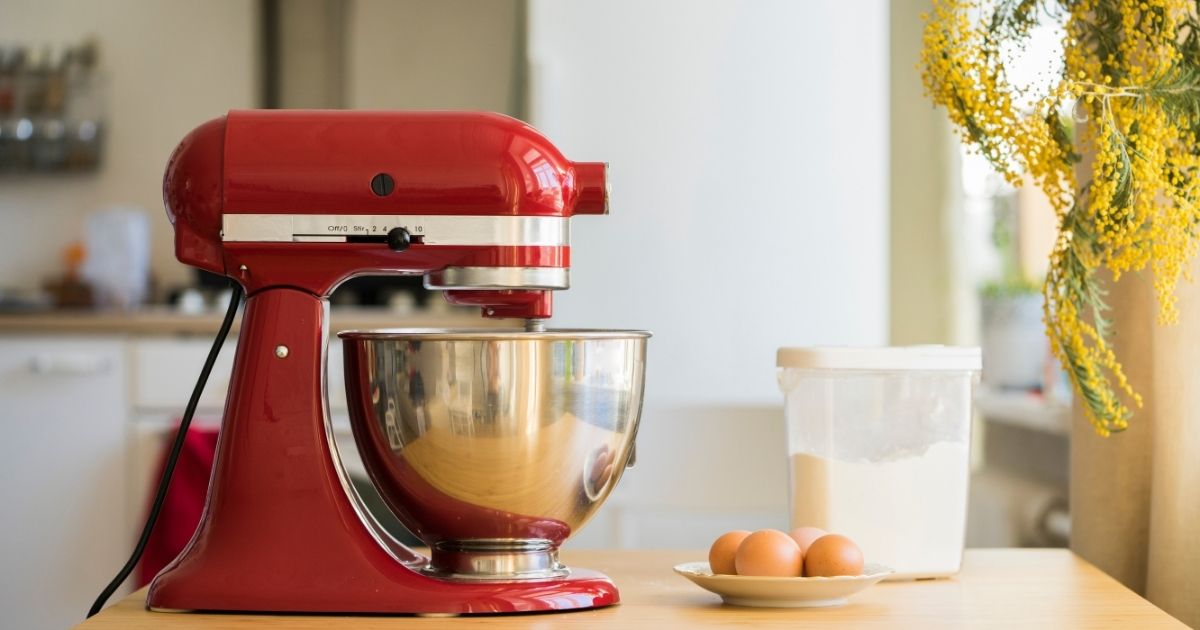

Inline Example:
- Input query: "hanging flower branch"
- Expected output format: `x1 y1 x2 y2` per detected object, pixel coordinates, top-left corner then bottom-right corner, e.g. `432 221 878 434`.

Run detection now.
921 0 1200 435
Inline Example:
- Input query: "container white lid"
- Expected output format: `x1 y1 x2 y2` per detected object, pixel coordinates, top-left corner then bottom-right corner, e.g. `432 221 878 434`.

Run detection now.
776 345 981 371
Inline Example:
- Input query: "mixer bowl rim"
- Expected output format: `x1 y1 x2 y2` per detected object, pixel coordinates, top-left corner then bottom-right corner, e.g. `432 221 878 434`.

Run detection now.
338 328 652 341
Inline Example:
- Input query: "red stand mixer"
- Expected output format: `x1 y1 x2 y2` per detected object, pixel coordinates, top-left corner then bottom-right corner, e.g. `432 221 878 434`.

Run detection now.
148 110 648 615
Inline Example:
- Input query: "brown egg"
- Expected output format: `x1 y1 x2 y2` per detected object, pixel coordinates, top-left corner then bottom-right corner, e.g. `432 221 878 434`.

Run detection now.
708 530 751 575
803 534 864 577
788 526 828 555
734 529 803 577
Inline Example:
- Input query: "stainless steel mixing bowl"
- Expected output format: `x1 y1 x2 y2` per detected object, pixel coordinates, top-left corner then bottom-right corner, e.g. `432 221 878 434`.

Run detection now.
340 328 649 580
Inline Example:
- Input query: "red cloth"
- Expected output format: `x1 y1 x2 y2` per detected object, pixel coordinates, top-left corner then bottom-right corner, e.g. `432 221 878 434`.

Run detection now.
136 425 219 587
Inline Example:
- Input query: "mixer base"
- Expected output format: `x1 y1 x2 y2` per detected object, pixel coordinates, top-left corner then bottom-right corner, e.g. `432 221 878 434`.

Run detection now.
147 567 621 615
425 539 570 580
145 289 620 615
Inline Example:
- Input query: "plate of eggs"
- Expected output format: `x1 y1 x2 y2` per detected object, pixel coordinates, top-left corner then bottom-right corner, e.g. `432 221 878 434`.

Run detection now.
673 527 893 608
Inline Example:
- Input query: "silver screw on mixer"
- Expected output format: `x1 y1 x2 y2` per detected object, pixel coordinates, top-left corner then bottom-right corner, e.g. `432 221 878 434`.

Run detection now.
274 345 289 359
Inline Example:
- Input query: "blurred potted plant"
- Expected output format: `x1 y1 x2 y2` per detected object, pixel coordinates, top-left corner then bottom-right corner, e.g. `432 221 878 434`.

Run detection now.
981 193 1046 390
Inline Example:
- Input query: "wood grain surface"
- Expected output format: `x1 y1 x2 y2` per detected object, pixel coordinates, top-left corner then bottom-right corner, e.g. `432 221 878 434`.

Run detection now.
75 549 1185 629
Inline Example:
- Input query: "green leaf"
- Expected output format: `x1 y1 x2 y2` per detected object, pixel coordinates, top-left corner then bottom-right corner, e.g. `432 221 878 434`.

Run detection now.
1047 110 1081 165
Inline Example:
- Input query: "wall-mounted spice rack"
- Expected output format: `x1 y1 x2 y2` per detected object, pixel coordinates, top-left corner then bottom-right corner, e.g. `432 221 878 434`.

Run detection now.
0 39 106 173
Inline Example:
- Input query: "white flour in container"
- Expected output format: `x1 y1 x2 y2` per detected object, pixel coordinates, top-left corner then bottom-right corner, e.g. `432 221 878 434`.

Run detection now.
790 441 970 580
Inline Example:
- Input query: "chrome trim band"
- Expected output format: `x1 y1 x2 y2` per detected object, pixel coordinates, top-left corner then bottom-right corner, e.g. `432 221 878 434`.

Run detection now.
222 214 569 246
424 266 569 290
424 539 569 580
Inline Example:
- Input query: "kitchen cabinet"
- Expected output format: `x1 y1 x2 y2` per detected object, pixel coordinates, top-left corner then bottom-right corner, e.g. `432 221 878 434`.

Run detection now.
0 337 130 630
130 338 238 412
124 336 235 546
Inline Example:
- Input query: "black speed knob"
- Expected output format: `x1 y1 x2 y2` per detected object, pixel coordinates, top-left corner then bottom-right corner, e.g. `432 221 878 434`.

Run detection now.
387 227 411 251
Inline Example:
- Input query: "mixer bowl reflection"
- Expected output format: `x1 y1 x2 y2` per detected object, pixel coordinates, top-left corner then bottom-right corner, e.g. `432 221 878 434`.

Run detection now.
340 328 649 580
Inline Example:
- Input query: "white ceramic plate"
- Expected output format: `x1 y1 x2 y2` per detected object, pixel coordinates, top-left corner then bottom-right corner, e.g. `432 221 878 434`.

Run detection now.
673 561 894 608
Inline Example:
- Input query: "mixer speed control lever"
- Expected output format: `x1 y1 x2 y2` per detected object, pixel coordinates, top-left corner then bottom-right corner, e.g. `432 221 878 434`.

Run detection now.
386 227 411 252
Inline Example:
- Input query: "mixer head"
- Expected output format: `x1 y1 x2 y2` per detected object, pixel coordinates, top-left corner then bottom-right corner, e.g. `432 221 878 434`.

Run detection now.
163 110 608 320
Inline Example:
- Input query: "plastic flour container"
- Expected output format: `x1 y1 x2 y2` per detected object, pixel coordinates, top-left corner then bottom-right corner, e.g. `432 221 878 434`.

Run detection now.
777 346 981 580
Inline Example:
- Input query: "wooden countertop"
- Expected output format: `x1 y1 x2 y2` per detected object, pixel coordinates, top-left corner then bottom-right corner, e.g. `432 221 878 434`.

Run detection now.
0 307 500 336
76 549 1184 629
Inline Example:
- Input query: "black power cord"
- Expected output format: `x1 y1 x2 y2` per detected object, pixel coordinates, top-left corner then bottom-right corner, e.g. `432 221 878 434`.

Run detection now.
87 283 244 618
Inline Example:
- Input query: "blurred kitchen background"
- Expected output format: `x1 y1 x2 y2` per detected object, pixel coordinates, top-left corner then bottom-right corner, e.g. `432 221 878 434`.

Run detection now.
0 1 1069 628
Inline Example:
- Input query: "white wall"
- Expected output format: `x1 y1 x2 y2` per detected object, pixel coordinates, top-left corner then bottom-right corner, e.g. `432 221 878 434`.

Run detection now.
889 0 959 346
528 0 890 406
345 0 522 113
528 0 890 549
0 0 258 292
567 404 791 549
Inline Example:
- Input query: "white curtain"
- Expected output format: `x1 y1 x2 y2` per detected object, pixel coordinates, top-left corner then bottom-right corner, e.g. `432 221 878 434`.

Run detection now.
1071 265 1200 627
